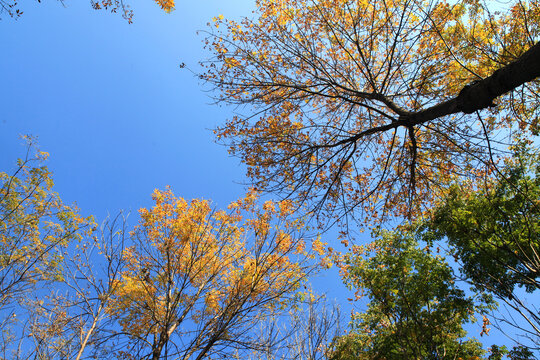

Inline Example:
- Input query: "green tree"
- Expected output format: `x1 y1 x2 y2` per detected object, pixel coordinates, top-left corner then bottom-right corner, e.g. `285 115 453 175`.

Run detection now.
330 228 490 360
421 143 540 346
486 345 535 360
508 345 535 360
488 345 509 360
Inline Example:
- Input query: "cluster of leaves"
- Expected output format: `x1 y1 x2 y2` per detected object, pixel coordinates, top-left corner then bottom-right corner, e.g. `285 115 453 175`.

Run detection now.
154 0 174 13
330 228 491 360
90 0 134 23
0 0 21 18
419 143 540 348
488 345 536 360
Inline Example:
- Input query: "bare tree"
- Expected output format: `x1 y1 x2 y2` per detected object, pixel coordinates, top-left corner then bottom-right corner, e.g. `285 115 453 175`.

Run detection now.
24 214 128 359
248 297 342 360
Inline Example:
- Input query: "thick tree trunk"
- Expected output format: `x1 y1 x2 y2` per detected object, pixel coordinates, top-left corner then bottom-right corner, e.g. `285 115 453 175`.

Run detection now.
404 41 540 126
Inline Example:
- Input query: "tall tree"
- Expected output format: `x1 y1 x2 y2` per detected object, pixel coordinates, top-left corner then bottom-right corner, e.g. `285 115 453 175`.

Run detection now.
104 188 315 359
202 0 540 225
329 228 491 360
0 139 94 357
0 140 92 310
421 143 540 348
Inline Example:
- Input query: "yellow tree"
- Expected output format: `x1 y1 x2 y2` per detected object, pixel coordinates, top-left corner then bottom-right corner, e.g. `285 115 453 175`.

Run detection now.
106 188 314 359
202 0 540 226
0 139 93 356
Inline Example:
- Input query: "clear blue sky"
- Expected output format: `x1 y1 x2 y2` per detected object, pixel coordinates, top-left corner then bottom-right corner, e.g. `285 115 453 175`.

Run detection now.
1 0 252 219
0 0 524 354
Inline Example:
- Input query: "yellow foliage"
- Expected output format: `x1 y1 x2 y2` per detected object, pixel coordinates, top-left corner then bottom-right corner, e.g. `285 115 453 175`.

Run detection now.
107 188 313 342
155 0 175 12
202 0 540 226
0 140 94 307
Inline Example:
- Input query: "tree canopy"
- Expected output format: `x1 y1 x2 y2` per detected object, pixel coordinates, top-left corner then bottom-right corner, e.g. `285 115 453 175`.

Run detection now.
3 0 540 357
203 0 540 225
421 143 540 347
107 188 312 359
330 228 490 359
0 146 320 359
0 140 93 311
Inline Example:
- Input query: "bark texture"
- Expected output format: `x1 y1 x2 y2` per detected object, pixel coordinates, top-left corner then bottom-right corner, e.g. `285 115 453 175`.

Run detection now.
405 41 540 127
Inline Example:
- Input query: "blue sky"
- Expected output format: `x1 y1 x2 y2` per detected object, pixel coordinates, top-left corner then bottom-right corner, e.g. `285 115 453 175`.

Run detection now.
1 0 252 219
0 0 354 329
0 0 527 354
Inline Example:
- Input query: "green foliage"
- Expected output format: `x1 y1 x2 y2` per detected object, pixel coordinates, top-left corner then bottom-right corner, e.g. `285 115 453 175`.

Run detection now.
486 345 535 360
488 345 508 360
422 143 540 299
508 345 535 360
330 228 490 360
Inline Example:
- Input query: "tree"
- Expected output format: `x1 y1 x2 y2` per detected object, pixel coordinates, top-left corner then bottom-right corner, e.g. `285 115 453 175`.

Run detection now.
24 215 128 359
202 0 540 226
0 140 92 311
0 139 94 357
283 298 342 360
421 143 540 348
242 295 343 360
329 228 490 359
508 345 536 360
1 142 323 359
104 188 315 359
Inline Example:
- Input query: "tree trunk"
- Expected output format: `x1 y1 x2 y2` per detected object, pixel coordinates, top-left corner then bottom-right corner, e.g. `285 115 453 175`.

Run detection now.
405 41 540 127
